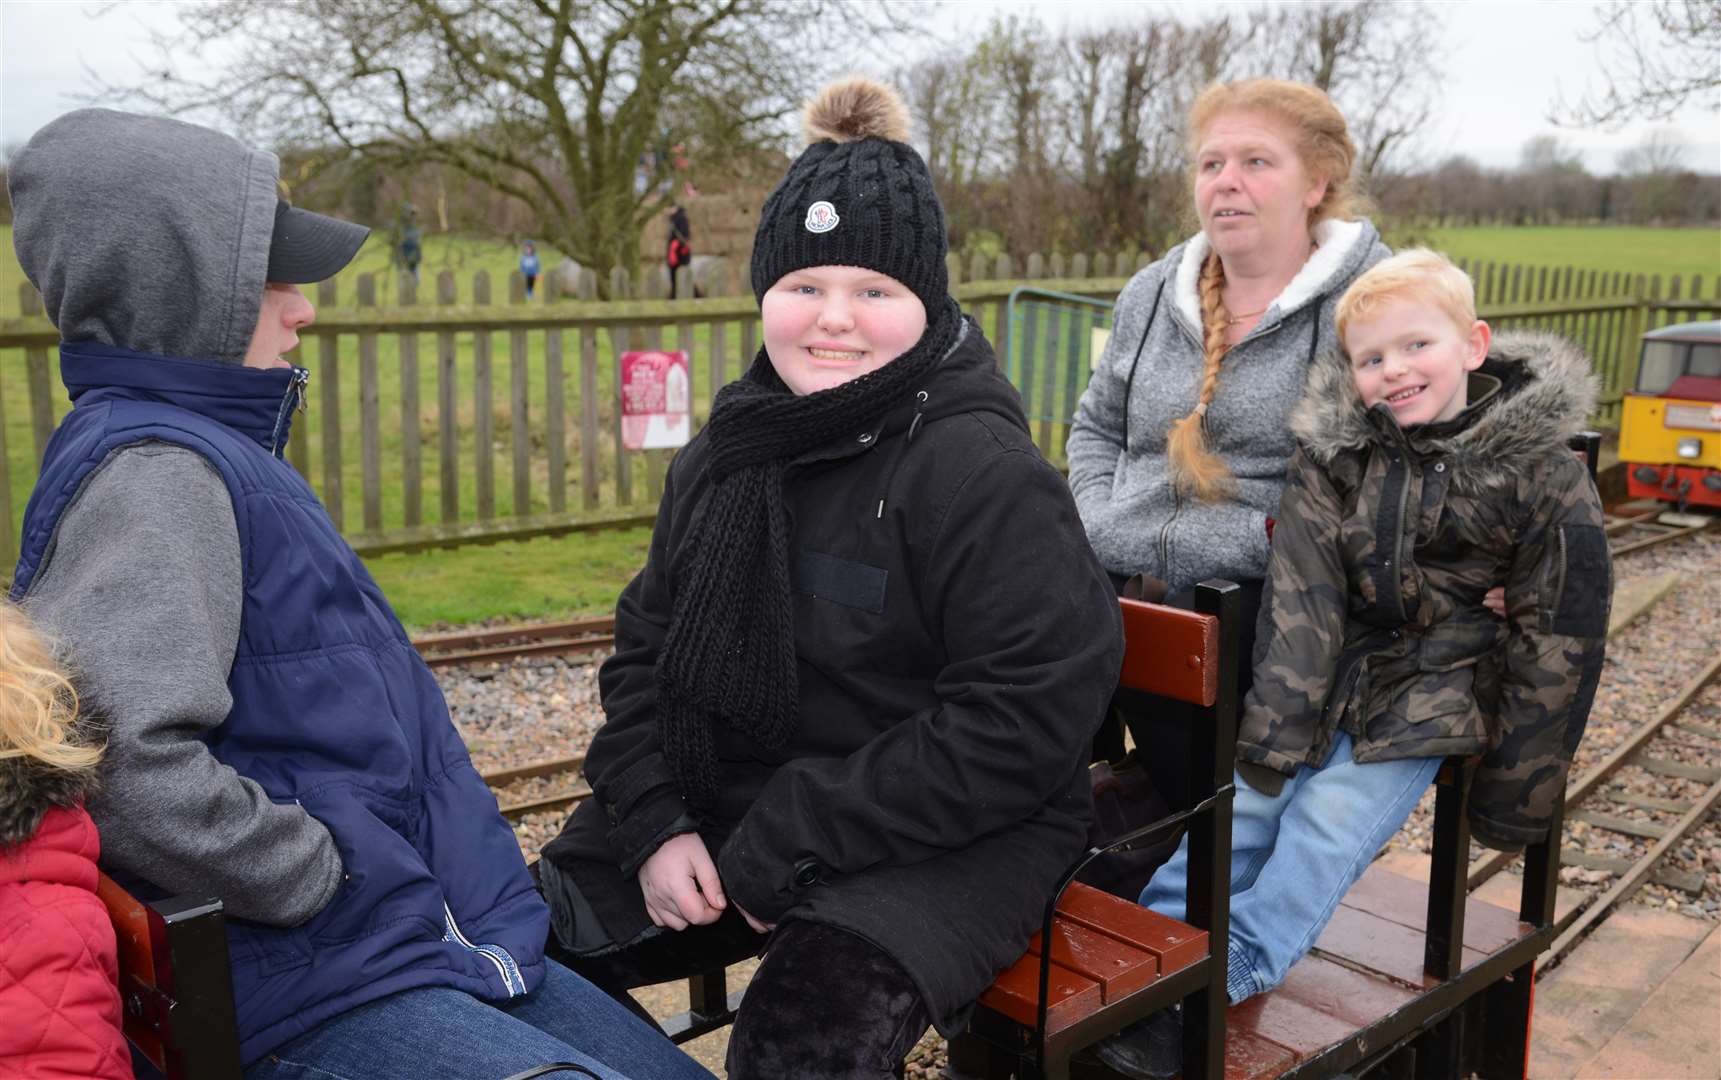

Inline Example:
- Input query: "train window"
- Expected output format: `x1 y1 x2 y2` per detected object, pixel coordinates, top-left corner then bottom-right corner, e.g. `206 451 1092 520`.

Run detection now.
1691 343 1721 379
1636 341 1686 394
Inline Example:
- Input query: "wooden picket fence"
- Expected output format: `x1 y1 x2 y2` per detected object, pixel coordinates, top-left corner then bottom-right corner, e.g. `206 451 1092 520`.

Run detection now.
1 251 1715 566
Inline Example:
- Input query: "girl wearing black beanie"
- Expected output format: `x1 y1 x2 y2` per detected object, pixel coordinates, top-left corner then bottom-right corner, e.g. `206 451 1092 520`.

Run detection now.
537 77 1122 1078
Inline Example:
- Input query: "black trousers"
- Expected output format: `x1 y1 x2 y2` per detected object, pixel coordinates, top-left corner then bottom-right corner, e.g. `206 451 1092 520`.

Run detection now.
553 913 932 1080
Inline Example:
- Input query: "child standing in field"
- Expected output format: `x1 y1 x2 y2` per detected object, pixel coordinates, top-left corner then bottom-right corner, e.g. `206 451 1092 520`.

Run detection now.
0 603 130 1080
521 240 542 299
1098 250 1611 1078
536 77 1121 1079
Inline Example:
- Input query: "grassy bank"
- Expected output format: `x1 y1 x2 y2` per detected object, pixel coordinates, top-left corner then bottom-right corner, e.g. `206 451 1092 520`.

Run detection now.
1421 226 1721 280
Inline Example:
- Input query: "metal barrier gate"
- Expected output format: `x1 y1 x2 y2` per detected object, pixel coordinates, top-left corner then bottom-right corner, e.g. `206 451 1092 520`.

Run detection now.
1004 287 1116 466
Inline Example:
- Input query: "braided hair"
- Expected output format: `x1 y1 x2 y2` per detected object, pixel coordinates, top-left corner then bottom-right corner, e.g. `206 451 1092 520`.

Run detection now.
1166 252 1237 500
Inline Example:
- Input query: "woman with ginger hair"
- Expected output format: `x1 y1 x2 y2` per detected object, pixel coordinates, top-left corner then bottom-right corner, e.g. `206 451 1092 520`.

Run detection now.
1067 78 1390 763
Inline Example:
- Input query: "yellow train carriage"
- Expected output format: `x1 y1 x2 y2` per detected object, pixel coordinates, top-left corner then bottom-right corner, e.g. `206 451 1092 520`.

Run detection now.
1619 320 1721 509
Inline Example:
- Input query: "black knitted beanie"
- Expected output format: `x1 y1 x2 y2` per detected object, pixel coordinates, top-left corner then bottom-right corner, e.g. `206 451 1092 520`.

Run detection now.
749 77 948 313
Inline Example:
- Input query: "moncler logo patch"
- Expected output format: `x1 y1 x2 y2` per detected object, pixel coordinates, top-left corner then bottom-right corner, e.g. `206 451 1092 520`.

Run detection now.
804 201 840 234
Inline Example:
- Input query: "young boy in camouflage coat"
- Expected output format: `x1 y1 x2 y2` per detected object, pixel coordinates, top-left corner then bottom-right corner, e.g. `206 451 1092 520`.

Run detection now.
1098 250 1609 1078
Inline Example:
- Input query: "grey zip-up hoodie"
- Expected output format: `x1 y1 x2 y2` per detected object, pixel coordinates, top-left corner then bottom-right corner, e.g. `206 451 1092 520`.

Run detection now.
7 109 343 925
1067 219 1390 591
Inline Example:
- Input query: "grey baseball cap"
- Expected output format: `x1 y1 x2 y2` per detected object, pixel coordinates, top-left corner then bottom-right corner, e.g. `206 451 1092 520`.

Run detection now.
266 199 370 283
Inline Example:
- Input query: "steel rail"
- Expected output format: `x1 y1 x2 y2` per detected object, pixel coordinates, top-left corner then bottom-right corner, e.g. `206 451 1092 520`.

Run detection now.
1470 650 1721 890
480 755 585 788
1545 771 1721 963
1609 518 1716 556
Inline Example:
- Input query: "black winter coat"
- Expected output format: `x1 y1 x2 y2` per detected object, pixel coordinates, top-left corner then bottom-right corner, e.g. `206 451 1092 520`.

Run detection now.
539 319 1122 1030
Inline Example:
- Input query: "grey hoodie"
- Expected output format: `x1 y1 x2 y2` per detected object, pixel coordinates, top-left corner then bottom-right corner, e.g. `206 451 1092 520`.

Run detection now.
7 109 342 925
1067 219 1390 591
10 108 277 364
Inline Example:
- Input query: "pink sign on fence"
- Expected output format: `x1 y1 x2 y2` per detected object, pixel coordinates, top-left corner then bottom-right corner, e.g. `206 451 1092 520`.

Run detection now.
620 350 692 450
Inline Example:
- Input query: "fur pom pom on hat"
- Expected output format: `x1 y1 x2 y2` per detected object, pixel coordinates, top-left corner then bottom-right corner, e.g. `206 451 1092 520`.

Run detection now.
751 76 947 312
802 77 913 145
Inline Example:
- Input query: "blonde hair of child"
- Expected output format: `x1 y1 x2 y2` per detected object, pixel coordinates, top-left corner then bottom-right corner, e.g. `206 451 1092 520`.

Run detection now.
1336 249 1477 345
1168 79 1369 499
0 603 94 772
1186 78 1368 227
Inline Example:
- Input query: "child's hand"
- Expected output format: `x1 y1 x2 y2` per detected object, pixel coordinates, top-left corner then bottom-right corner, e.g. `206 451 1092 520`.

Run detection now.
1483 586 1506 617
637 833 726 930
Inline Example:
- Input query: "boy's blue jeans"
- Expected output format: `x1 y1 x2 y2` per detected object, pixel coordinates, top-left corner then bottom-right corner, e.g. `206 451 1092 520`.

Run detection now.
1140 731 1440 1004
242 957 715 1080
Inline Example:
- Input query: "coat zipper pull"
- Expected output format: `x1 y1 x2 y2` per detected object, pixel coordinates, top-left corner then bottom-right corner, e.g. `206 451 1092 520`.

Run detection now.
270 368 311 458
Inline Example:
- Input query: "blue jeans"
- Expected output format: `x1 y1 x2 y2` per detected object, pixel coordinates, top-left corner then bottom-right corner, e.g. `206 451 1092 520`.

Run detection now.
1140 731 1440 1004
244 958 715 1080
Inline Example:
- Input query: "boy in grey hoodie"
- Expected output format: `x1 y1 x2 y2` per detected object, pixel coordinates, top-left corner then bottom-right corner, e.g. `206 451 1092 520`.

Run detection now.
8 109 710 1080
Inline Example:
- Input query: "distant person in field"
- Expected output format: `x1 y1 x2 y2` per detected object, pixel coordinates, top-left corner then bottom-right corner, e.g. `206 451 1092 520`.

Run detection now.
396 203 423 284
1094 250 1610 1078
521 240 541 300
535 77 1121 1079
8 108 712 1080
666 205 692 298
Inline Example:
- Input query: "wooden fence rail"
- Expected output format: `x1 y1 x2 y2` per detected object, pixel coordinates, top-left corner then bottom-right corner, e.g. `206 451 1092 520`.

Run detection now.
1 252 1716 568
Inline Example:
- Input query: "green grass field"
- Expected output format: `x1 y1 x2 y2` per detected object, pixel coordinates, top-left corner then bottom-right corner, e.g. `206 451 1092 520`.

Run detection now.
1421 226 1721 281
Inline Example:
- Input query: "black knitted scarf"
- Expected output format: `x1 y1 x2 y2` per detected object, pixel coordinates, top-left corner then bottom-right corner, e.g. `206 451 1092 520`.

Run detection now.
657 299 962 809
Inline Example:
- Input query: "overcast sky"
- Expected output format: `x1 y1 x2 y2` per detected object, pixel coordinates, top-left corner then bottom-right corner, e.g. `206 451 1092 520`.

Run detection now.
2 0 1718 175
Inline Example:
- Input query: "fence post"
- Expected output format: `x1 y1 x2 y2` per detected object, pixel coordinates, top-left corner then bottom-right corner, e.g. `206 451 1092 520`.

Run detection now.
19 286 53 465
399 273 423 528
711 263 731 417
473 270 495 522
357 274 383 533
437 270 460 523
578 269 601 511
509 268 532 518
317 278 343 530
546 308 568 516
609 265 633 507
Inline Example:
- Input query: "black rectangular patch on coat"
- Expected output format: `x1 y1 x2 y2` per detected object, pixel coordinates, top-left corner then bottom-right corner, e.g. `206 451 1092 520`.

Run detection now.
1549 524 1610 637
791 550 887 613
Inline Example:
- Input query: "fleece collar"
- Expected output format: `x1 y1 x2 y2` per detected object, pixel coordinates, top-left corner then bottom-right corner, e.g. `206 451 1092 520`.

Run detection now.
1290 329 1599 495
1172 218 1372 332
60 342 304 455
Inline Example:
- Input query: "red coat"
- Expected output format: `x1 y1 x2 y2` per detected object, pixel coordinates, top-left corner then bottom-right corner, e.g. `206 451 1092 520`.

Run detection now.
0 804 131 1080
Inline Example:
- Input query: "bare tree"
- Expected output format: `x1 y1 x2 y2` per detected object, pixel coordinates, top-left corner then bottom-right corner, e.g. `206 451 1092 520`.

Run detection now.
1554 0 1721 129
1616 127 1693 175
1245 0 1447 179
98 0 898 290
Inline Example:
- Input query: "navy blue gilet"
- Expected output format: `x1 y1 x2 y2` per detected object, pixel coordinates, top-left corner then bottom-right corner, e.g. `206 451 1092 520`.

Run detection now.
13 342 549 1064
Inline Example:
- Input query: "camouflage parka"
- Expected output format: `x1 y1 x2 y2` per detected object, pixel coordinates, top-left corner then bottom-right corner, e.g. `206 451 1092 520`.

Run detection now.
1240 330 1611 851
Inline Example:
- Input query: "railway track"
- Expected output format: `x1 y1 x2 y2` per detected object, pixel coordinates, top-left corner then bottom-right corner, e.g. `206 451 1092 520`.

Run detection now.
1471 650 1721 967
414 615 616 669
1605 506 1717 556
480 754 591 820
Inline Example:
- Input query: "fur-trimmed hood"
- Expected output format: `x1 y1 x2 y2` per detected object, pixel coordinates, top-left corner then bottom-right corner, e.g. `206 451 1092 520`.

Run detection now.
1290 330 1599 494
0 741 99 849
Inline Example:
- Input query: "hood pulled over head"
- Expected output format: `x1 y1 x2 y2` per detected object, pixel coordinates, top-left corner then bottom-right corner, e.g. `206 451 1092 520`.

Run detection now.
8 108 281 364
